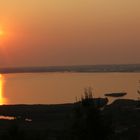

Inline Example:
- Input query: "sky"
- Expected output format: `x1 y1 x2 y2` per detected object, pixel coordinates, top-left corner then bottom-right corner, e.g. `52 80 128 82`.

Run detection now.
0 0 140 67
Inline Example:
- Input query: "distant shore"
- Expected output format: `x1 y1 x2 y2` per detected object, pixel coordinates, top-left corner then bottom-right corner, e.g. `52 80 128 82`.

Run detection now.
0 64 140 74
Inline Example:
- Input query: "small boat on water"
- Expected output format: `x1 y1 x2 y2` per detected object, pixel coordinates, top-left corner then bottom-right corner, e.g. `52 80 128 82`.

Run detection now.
104 92 127 97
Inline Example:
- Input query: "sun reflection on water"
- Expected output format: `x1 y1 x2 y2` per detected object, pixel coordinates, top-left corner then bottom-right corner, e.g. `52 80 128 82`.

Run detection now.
0 74 7 105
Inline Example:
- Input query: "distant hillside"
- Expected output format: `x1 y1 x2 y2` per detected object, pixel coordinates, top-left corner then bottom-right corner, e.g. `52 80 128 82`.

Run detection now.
0 64 140 74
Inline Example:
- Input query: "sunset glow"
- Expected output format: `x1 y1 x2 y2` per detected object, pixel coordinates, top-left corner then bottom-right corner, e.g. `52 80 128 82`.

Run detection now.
0 27 4 37
0 30 3 36
0 1 140 67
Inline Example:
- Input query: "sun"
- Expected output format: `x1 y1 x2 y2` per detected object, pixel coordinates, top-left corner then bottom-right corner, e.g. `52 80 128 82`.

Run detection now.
0 30 4 36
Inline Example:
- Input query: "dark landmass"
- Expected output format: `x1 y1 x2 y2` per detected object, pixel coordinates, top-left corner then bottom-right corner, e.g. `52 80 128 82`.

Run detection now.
105 92 127 97
0 98 140 140
0 64 140 74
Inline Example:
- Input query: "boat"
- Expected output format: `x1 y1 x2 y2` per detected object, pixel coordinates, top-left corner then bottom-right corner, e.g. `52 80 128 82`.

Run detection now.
104 92 127 97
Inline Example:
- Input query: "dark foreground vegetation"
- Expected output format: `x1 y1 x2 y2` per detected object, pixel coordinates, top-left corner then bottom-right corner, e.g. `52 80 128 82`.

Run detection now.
0 93 140 139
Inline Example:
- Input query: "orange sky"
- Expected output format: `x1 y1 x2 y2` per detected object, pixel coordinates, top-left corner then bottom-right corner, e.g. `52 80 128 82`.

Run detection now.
0 0 140 67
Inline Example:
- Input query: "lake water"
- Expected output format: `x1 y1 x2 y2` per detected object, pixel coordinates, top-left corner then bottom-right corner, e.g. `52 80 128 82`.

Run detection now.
0 115 32 122
0 72 140 104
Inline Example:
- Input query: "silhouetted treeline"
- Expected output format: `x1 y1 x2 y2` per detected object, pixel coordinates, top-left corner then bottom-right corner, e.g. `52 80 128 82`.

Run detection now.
0 64 140 74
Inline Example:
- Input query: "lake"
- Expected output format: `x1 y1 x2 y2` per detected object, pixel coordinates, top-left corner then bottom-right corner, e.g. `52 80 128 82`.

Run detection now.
0 72 140 104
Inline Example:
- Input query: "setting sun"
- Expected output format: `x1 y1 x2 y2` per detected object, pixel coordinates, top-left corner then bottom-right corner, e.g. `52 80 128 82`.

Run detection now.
0 30 4 36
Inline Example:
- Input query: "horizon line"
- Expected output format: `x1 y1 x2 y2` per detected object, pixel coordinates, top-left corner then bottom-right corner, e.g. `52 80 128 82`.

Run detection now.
0 64 140 74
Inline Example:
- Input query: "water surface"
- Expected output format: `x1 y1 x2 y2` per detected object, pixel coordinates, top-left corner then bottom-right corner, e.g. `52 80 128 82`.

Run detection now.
1 72 140 104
